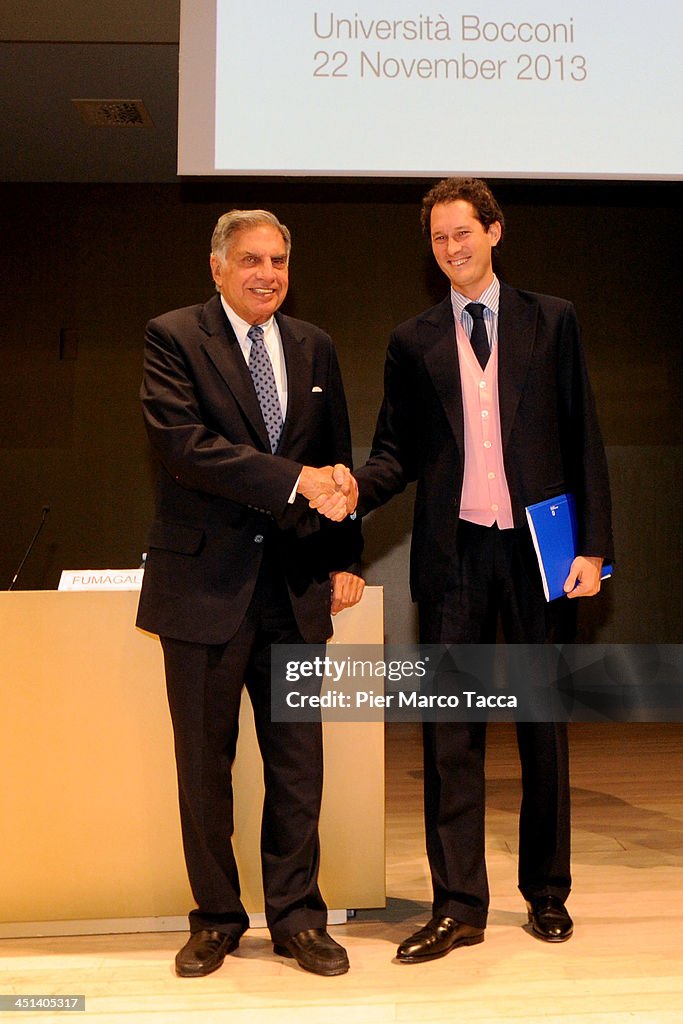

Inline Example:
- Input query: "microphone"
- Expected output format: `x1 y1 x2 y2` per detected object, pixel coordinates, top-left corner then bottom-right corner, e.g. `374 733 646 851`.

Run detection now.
8 505 50 591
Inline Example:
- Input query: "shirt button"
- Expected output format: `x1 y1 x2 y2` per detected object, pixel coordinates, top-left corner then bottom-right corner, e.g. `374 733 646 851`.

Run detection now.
254 534 264 544
491 504 499 512
483 440 492 449
479 380 487 389
481 410 489 418
488 472 496 480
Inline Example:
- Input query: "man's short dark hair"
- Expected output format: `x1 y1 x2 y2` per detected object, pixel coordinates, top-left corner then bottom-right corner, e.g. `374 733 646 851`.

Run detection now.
420 178 505 238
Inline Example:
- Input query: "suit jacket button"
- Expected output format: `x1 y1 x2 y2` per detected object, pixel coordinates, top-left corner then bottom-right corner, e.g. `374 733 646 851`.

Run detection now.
254 534 264 544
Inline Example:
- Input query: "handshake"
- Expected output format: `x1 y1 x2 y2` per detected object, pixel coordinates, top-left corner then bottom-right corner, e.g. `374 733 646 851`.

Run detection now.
297 465 358 522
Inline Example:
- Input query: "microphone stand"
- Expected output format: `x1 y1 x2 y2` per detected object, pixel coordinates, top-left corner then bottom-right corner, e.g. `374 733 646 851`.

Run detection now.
8 506 50 590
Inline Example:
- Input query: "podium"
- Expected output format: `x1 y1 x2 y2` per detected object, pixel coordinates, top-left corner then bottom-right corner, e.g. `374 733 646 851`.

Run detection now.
0 587 385 937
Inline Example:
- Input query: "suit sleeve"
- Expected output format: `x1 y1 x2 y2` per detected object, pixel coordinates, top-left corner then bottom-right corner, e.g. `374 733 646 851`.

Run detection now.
141 316 302 522
354 331 420 515
556 304 614 561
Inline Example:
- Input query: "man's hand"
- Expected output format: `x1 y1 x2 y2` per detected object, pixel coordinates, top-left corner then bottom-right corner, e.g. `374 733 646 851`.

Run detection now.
332 464 358 514
311 465 358 520
564 555 604 598
330 571 365 615
298 464 357 521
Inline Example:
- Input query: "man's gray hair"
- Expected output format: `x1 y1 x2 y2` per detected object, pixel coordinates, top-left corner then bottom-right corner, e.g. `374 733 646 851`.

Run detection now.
210 209 292 260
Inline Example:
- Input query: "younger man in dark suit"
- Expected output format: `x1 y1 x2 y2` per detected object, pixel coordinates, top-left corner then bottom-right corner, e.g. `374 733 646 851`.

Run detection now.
350 178 613 960
137 209 362 977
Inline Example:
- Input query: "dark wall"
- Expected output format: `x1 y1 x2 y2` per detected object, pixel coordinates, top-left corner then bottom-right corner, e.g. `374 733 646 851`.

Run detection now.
0 180 680 642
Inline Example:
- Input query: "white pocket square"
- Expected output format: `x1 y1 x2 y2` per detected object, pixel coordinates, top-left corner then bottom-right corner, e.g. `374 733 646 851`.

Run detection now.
311 386 323 393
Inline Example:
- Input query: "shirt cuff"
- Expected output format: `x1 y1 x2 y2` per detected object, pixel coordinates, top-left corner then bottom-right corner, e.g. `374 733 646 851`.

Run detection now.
288 471 302 505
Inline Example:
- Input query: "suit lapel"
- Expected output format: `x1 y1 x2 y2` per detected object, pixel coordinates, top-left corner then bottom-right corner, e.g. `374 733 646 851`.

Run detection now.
277 313 310 454
421 298 465 454
199 296 271 451
497 283 538 448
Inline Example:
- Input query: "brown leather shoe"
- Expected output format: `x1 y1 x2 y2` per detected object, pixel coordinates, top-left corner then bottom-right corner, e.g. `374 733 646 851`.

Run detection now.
526 897 573 942
396 916 485 963
175 929 241 977
273 928 349 976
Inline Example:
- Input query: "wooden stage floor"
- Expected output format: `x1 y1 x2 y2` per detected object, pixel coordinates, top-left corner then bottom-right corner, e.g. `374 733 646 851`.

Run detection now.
2 722 682 1023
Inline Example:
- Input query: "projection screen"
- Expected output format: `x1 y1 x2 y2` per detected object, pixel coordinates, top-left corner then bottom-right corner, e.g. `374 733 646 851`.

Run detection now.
178 0 682 179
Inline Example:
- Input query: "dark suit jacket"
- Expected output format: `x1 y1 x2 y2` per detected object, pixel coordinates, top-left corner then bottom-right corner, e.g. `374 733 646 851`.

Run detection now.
355 283 613 602
136 295 361 644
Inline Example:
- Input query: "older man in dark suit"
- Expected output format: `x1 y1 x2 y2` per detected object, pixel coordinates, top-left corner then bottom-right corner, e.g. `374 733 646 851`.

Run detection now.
137 209 362 978
348 178 613 961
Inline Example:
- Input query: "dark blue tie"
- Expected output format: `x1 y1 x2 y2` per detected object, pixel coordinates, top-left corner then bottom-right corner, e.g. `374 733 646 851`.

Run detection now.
247 324 283 453
464 302 490 369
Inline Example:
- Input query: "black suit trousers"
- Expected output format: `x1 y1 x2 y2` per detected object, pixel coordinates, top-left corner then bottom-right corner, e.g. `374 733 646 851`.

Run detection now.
418 521 576 928
161 551 328 945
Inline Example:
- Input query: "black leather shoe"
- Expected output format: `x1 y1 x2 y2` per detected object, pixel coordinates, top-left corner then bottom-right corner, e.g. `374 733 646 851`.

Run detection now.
175 929 241 977
273 928 349 976
526 896 573 942
396 917 485 963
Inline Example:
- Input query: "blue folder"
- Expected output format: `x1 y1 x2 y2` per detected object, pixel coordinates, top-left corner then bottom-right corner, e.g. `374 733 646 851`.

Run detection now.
525 493 612 601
